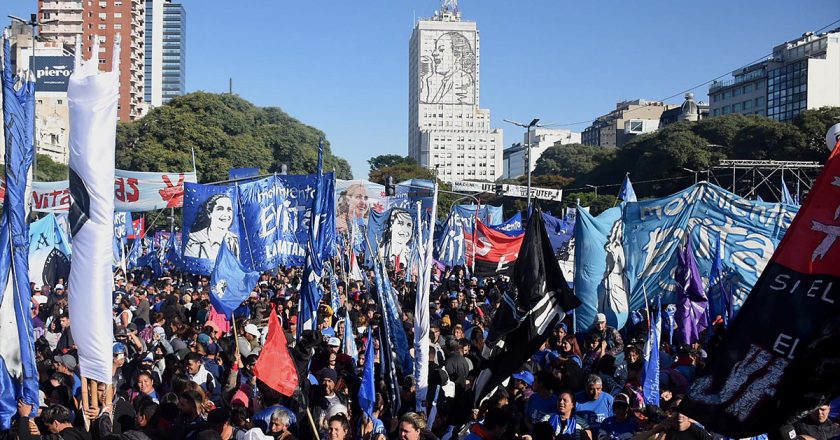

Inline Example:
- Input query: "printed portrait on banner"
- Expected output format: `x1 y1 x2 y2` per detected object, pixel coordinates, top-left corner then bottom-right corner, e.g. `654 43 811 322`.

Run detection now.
185 193 239 260
181 183 242 276
336 182 371 234
381 208 414 268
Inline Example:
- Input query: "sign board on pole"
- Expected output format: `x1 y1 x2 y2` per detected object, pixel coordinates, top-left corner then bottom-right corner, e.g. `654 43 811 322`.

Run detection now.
451 181 563 202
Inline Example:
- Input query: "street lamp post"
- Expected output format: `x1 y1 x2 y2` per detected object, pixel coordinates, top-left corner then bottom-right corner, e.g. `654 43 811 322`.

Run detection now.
682 167 698 184
503 118 540 210
585 184 598 196
9 14 58 181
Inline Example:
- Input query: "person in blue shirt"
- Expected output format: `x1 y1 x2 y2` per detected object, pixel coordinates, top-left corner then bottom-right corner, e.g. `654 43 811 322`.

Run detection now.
525 371 559 430
598 393 638 440
548 391 592 440
575 375 614 432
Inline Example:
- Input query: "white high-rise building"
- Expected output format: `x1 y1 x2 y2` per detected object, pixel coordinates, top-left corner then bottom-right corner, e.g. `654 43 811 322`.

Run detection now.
408 0 503 183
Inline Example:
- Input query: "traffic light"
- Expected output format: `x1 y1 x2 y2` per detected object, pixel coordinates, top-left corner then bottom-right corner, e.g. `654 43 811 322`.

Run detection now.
385 175 395 196
495 183 504 197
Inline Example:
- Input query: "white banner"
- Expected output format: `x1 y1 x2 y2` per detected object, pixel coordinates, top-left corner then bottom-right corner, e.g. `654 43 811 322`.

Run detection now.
450 181 563 202
29 170 197 213
68 40 118 385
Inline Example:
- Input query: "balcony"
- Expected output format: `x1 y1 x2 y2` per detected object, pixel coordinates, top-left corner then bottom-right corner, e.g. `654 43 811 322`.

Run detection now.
41 1 83 11
709 70 767 92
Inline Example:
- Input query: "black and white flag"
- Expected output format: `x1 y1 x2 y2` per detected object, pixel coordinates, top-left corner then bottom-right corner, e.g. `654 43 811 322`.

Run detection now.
472 208 581 404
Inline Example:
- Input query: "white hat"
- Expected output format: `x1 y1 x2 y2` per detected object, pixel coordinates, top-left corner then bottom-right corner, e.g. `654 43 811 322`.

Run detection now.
244 323 260 337
243 428 273 440
596 313 607 322
54 284 65 290
328 337 341 347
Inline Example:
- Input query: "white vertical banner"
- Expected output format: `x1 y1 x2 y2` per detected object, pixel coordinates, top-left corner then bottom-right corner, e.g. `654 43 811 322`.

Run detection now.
67 37 119 384
414 183 437 411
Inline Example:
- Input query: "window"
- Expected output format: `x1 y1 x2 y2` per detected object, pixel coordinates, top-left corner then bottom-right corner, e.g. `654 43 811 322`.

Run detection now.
114 24 122 29
98 12 106 19
98 24 106 30
99 1 107 7
114 12 123 18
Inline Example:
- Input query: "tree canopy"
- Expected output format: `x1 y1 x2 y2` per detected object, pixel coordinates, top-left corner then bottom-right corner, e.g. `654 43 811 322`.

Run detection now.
531 108 840 201
35 154 68 182
116 92 353 183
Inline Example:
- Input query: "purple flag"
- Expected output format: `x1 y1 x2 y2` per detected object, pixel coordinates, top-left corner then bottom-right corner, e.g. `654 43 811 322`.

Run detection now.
675 240 708 346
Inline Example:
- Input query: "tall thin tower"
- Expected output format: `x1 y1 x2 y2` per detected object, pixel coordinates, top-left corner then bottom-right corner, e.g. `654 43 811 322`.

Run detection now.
408 1 503 183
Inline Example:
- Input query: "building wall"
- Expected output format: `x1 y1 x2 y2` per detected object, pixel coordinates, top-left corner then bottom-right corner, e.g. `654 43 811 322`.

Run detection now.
81 0 147 121
39 0 84 47
502 128 581 179
408 8 504 183
805 33 840 112
583 101 669 148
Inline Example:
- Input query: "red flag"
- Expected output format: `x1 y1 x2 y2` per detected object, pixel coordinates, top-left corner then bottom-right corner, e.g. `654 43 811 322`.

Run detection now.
253 307 298 396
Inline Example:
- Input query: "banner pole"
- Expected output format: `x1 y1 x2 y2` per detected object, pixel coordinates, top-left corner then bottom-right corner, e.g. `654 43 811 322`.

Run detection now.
232 316 241 357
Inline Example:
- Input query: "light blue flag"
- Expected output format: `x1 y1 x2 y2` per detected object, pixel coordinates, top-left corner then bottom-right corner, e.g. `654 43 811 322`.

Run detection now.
618 174 637 202
343 307 358 363
0 38 39 428
781 176 795 205
435 213 466 268
210 240 260 320
327 262 341 315
643 297 661 407
358 329 376 418
113 212 129 265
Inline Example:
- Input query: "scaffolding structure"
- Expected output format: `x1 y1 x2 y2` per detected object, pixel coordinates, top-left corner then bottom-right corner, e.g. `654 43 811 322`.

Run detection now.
710 160 823 202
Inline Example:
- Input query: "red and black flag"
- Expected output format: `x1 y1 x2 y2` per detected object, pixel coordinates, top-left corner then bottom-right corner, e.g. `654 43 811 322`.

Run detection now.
472 209 581 404
680 138 840 437
465 219 524 277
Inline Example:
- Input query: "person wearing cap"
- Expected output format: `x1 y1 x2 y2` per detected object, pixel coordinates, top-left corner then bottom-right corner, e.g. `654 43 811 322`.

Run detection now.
509 370 534 413
313 367 349 431
598 393 638 440
588 313 624 359
238 322 263 359
52 353 82 398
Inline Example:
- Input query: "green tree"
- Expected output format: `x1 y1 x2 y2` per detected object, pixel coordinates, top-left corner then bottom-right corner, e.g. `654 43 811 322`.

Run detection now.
533 143 616 181
731 119 806 161
368 155 416 173
792 107 840 160
116 92 353 182
35 154 68 182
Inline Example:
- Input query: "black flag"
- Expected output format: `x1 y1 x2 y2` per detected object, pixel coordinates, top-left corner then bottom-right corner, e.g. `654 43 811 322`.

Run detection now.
472 208 581 404
679 139 840 437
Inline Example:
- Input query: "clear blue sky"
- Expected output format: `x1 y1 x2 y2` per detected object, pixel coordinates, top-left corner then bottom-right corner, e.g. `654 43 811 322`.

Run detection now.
3 0 838 179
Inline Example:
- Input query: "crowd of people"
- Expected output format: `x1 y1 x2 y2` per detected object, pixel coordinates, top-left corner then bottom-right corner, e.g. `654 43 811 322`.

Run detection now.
9 259 840 440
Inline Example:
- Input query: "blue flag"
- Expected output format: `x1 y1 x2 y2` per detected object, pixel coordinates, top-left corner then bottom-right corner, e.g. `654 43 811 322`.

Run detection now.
781 176 795 205
343 307 358 363
374 259 413 374
327 262 341 316
643 297 661 407
300 141 331 333
210 240 260 320
618 174 637 202
707 235 730 327
0 38 39 428
435 212 466 267
358 329 376 419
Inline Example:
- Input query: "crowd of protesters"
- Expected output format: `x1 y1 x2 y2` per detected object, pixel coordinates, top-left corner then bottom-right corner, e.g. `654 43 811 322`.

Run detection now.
9 260 840 440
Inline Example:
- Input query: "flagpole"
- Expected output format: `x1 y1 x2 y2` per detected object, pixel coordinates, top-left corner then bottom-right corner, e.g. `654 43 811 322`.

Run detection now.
231 316 241 359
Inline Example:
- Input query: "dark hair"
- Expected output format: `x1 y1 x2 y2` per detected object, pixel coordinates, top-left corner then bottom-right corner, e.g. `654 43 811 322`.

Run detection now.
41 404 72 424
191 193 232 231
534 370 557 394
327 414 352 438
135 397 159 423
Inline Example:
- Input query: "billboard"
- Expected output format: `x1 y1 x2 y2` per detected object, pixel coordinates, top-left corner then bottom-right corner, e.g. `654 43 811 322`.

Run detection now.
33 56 74 92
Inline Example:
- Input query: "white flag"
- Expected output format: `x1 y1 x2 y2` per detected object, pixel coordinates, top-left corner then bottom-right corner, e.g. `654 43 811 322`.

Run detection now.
68 37 119 384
